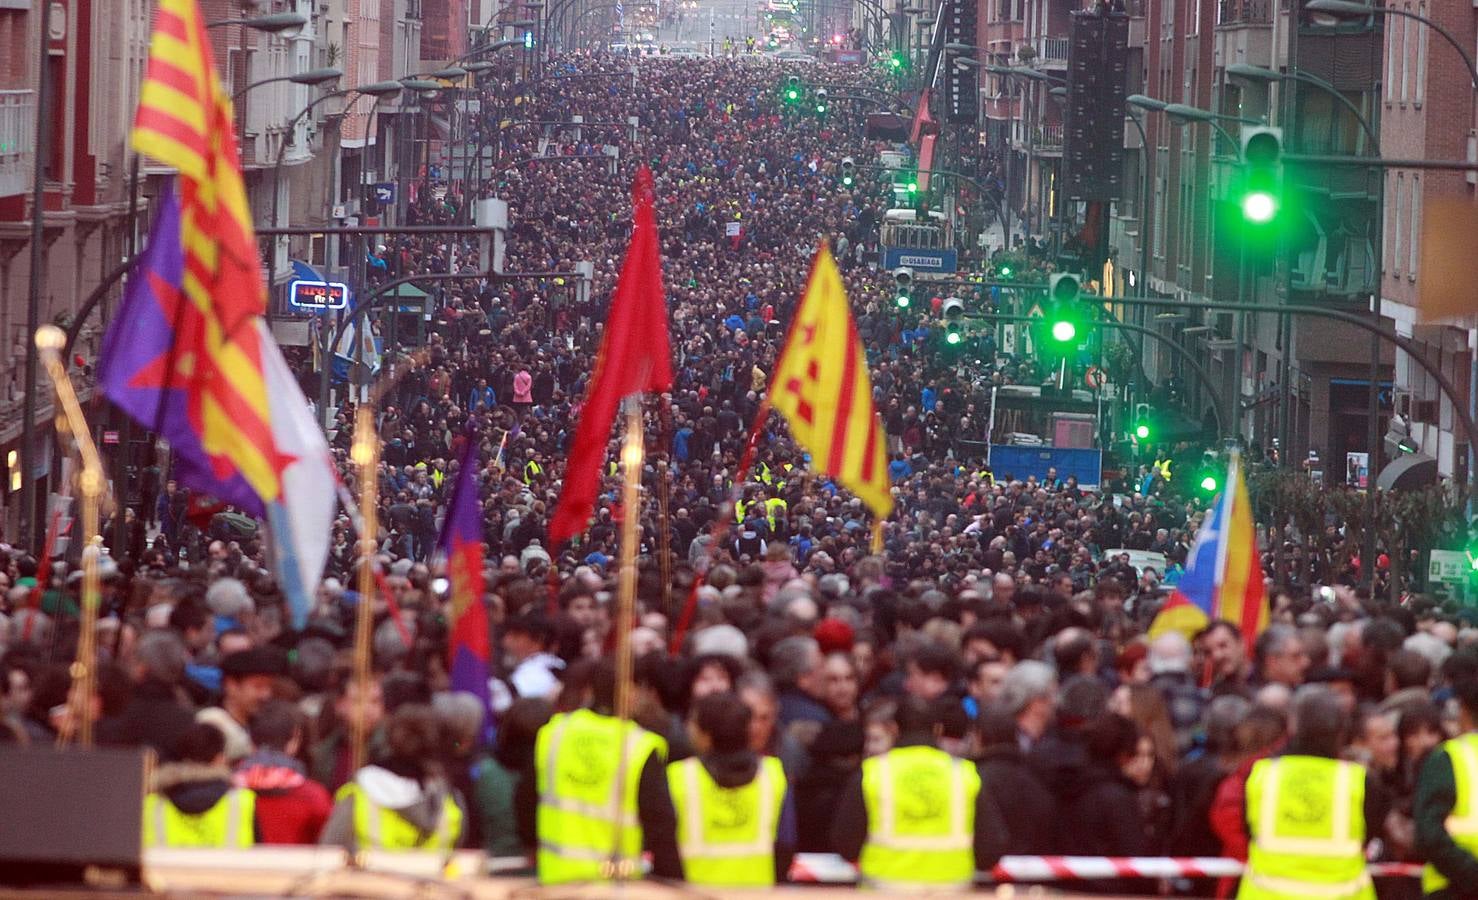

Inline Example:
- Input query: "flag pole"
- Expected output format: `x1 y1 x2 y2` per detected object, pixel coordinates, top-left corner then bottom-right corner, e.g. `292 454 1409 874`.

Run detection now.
605 393 645 881
34 325 108 748
349 403 379 775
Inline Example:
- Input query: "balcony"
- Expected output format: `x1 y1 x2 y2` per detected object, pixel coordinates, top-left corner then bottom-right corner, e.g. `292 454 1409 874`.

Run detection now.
1036 123 1064 154
0 90 35 198
1035 35 1069 69
1218 0 1271 26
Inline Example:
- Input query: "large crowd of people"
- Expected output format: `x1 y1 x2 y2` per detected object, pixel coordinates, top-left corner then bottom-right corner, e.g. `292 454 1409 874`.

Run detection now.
3 49 1478 895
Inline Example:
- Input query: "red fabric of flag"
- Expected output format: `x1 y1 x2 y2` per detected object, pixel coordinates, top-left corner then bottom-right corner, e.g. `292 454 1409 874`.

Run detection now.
548 167 673 549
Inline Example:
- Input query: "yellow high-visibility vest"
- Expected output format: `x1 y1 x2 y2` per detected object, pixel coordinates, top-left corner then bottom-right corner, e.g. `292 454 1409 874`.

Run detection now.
1423 734 1478 894
667 755 786 887
858 745 979 891
334 781 463 851
1238 756 1373 900
524 460 543 484
142 789 256 848
535 709 668 884
765 497 787 528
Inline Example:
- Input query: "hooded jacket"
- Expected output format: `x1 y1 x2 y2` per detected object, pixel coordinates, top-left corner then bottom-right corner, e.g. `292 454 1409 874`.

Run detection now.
233 749 332 845
149 761 262 843
319 764 464 851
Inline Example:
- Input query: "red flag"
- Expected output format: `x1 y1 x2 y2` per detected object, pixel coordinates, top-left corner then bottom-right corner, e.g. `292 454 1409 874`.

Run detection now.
549 167 673 549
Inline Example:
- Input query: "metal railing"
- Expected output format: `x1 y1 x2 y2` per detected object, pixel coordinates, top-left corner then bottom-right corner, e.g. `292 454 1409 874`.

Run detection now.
1037 35 1069 65
0 89 36 198
1218 0 1271 24
1037 123 1064 149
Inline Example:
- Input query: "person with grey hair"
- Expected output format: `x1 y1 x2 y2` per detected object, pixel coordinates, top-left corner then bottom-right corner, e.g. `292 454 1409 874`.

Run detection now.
769 636 829 730
204 577 254 631
98 629 196 758
998 660 1057 751
1238 685 1388 899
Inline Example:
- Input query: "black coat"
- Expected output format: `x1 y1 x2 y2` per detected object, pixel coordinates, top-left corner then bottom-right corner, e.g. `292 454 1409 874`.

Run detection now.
976 745 1056 855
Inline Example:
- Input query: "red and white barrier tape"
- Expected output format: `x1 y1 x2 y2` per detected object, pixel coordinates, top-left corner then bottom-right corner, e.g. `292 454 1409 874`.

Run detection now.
787 853 1424 884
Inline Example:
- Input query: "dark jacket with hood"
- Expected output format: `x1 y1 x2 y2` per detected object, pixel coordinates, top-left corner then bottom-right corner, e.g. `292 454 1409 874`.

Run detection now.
1056 760 1151 894
233 748 332 845
691 747 797 882
98 678 197 759
151 762 262 842
320 762 466 851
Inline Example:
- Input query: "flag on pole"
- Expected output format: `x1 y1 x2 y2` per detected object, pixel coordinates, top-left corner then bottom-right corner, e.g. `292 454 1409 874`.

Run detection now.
549 167 673 548
100 0 334 627
1148 454 1268 654
441 436 492 726
768 244 893 521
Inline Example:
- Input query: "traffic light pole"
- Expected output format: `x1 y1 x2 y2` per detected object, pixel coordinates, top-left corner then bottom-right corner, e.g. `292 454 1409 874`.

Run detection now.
966 311 1227 435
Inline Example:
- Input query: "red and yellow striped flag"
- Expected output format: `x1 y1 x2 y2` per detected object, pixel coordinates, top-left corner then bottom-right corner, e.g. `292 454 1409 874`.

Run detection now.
130 0 284 506
769 245 894 521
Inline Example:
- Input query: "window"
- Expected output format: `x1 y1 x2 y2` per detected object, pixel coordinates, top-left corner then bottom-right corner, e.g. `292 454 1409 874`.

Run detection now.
1409 174 1420 277
1384 12 1396 103
1392 171 1404 277
1399 14 1409 104
1414 2 1427 107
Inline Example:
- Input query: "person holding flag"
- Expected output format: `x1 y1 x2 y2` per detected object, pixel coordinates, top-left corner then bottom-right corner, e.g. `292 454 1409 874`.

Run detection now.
1148 452 1270 660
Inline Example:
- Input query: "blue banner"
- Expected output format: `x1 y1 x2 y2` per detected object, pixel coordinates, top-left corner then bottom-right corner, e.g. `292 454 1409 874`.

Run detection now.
882 247 958 273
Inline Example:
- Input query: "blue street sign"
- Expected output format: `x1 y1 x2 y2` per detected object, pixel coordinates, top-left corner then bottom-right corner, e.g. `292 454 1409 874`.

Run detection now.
882 247 958 274
374 182 396 204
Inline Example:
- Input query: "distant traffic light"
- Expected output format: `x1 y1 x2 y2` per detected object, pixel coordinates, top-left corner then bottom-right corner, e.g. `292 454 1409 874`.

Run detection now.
523 30 535 49
888 52 905 70
840 156 855 187
1239 126 1283 225
1132 402 1152 441
1045 274 1083 345
997 262 1013 279
1050 318 1078 344
942 297 965 344
1199 473 1219 493
893 266 913 309
1134 422 1151 440
814 88 828 115
784 75 801 102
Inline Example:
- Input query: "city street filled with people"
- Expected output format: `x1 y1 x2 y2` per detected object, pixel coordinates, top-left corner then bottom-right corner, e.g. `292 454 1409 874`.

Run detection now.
5 33 1478 898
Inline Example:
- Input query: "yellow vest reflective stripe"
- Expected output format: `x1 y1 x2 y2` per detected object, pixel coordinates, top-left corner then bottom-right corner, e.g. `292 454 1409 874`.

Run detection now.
1238 756 1373 900
667 756 785 887
765 498 787 527
1423 733 1478 894
142 789 255 848
859 746 979 890
735 500 747 523
334 782 463 851
524 461 543 484
535 709 668 884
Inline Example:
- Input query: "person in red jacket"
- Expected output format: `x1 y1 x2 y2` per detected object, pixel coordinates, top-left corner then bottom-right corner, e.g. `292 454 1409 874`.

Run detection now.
233 700 332 845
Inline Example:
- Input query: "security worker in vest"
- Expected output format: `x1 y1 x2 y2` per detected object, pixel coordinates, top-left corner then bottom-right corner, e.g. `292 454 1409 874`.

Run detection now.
522 659 683 884
669 692 795 887
143 722 259 848
321 704 465 852
1415 671 1478 897
1238 686 1387 900
832 697 1008 891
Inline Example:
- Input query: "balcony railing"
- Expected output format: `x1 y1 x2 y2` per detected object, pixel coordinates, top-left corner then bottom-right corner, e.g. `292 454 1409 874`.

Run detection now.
1218 0 1271 25
1036 36 1069 66
1037 124 1064 150
0 90 36 198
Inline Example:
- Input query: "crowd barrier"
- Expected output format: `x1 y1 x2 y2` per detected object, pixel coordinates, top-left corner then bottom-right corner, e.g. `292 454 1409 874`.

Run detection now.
786 852 1426 884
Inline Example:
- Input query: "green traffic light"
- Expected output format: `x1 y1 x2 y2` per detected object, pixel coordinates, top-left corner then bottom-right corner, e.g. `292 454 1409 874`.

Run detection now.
786 89 799 101
946 331 962 345
1200 475 1219 492
816 103 827 114
906 181 918 193
1050 320 1077 343
895 294 910 308
842 175 854 186
1242 190 1277 224
1134 423 1151 440
998 265 1012 278
889 54 904 69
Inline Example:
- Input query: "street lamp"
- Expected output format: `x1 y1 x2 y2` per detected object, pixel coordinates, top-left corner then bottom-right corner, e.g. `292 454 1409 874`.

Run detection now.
231 67 342 102
1304 1 1477 86
206 12 308 33
1226 63 1378 152
426 66 469 80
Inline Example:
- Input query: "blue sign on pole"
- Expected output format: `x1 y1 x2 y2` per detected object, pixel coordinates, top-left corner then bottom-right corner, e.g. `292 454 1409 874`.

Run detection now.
373 183 396 204
881 247 959 274
289 279 350 312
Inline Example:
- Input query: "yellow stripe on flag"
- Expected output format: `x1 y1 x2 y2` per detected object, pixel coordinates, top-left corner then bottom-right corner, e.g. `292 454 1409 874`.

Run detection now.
769 245 893 520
